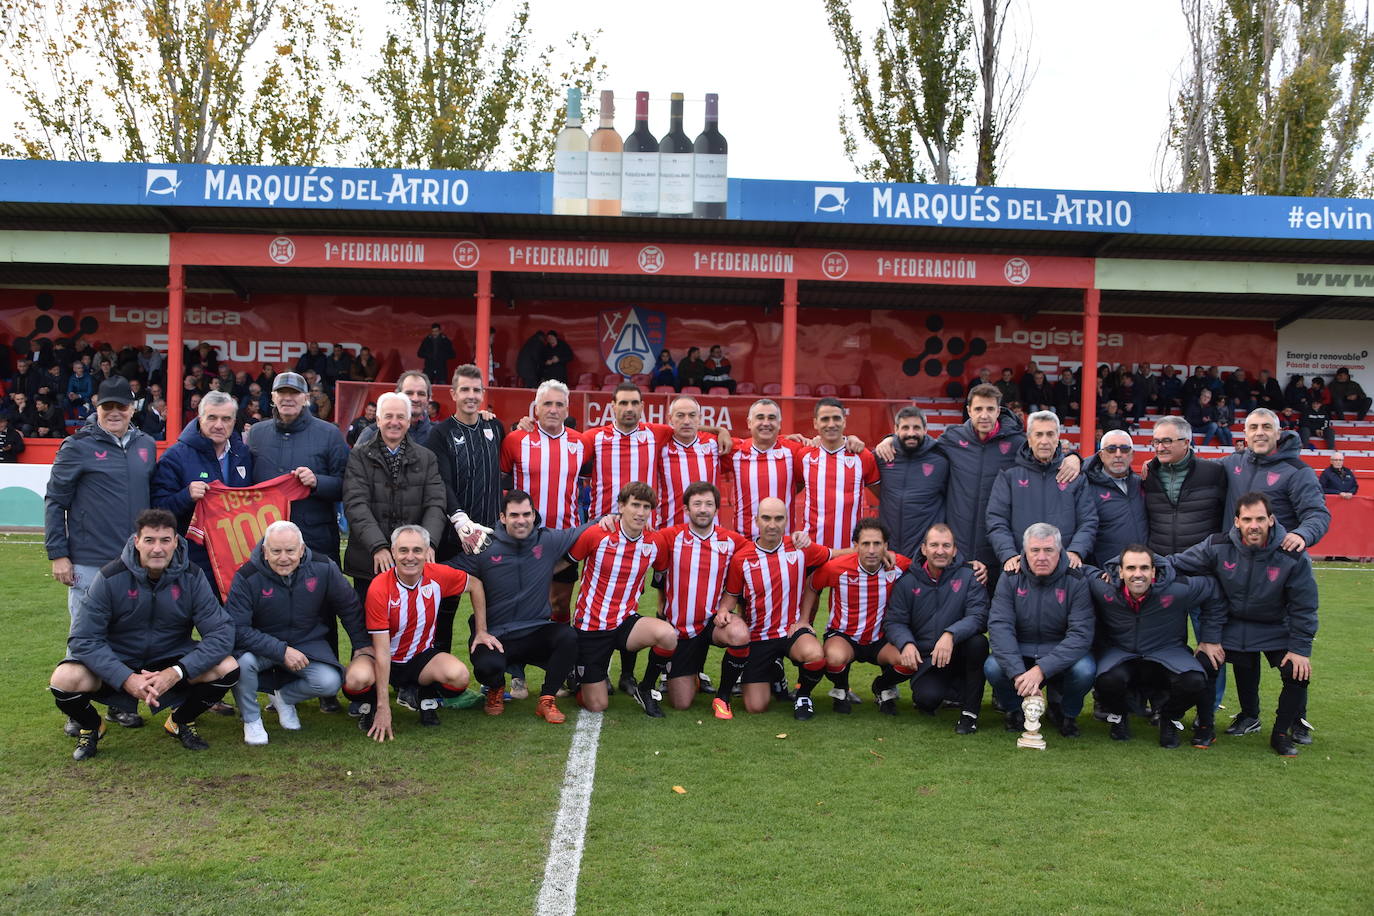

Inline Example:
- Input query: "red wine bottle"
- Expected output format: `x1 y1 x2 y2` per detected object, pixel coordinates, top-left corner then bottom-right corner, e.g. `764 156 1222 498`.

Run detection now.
621 91 659 217
657 91 693 217
693 93 727 218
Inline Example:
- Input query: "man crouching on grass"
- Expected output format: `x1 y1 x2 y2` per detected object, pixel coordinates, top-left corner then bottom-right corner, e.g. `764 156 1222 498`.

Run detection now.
48 508 240 760
355 525 480 740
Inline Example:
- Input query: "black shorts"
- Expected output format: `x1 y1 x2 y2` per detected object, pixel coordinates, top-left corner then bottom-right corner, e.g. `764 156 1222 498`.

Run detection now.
575 614 641 684
823 630 888 666
83 655 193 712
668 618 716 679
389 646 445 687
553 560 580 584
743 628 815 684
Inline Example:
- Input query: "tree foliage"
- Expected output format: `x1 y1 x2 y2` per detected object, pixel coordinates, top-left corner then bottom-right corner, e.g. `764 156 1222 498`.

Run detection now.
359 0 603 171
0 0 358 164
823 0 1030 185
1166 0 1374 195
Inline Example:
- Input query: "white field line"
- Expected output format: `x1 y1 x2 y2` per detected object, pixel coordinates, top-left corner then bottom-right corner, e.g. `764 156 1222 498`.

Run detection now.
534 708 604 916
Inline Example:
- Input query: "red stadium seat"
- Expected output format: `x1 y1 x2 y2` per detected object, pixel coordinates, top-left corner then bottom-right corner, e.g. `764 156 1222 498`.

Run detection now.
602 373 623 387
630 374 651 389
842 385 863 398
816 384 838 396
762 383 782 396
794 383 812 396
576 372 595 388
680 386 702 394
735 382 757 395
601 382 620 391
707 386 731 396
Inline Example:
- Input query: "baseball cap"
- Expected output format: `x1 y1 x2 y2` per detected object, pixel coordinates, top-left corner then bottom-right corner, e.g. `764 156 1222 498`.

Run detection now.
272 372 307 392
93 377 135 406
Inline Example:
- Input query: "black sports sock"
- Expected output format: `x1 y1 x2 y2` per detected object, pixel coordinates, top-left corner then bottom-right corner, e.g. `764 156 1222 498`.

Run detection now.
51 687 100 729
717 647 748 700
872 664 908 693
620 649 640 683
641 646 673 690
825 663 850 691
172 669 239 726
797 660 825 698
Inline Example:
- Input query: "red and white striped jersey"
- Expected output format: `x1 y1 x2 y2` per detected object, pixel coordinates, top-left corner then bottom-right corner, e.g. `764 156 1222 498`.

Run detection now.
725 536 831 641
569 524 664 632
652 523 748 637
809 553 913 644
799 445 880 550
365 563 469 664
584 422 673 518
500 426 586 528
657 432 720 527
723 437 806 537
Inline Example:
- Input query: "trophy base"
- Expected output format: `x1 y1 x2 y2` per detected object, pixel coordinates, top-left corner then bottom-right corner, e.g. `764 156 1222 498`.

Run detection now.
1017 732 1047 750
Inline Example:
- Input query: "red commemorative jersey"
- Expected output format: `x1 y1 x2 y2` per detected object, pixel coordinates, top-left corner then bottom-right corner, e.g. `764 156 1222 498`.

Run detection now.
569 524 665 632
584 422 674 518
799 445 880 550
725 535 831 641
364 563 469 664
656 432 720 527
724 437 806 537
500 426 586 528
652 523 748 637
810 553 912 644
187 472 312 596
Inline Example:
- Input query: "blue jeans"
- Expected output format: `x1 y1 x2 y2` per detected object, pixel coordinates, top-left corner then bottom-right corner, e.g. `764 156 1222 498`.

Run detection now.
1199 422 1233 447
233 652 342 723
984 653 1096 719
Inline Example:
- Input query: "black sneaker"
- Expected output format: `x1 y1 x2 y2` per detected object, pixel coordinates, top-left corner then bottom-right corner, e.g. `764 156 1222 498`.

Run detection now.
64 716 81 737
396 686 420 712
164 718 209 751
872 678 898 716
105 707 145 728
72 722 106 761
1159 718 1183 749
356 703 375 733
829 689 853 714
697 672 714 692
1290 718 1314 745
418 706 440 727
319 696 342 714
954 712 978 735
1191 724 1216 749
1058 716 1081 738
618 674 638 697
1091 695 1109 722
793 696 815 721
1004 709 1025 732
1108 714 1132 741
1225 714 1261 736
633 684 665 719
1271 732 1299 757
772 679 796 702
347 700 365 718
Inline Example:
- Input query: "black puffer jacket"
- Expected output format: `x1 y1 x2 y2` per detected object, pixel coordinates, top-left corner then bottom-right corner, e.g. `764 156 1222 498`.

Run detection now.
1084 555 1221 675
987 552 1094 680
1218 430 1330 548
342 434 447 579
882 551 988 652
1083 454 1149 566
935 407 1025 566
875 433 949 557
1142 452 1226 556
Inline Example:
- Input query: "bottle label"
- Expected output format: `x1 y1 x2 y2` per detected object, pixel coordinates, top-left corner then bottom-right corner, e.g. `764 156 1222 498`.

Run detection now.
621 151 659 212
658 152 694 214
553 150 588 200
587 150 622 200
693 154 727 203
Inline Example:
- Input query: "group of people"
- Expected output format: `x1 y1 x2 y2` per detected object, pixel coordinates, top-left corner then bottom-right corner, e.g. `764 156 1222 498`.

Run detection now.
42 360 1337 761
648 345 737 394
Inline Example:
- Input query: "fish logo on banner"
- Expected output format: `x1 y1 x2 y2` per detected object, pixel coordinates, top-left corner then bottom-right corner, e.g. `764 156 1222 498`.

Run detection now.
145 169 181 197
814 186 849 214
600 307 666 377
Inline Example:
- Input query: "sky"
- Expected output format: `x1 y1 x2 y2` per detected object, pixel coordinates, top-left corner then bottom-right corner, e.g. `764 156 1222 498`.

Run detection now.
520 0 1192 192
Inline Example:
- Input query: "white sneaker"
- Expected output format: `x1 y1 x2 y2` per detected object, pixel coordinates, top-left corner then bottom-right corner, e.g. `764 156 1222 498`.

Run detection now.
270 692 301 730
243 718 269 745
510 677 529 700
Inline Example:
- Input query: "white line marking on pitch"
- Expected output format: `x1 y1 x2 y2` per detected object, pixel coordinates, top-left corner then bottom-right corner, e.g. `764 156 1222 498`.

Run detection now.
535 709 604 916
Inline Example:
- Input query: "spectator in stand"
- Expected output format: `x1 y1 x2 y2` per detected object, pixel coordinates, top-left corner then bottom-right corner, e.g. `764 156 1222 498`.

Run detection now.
1181 366 1209 407
1098 399 1132 434
125 378 145 415
1319 452 1358 497
1253 369 1284 411
256 363 278 390
12 357 42 402
294 342 329 383
1131 363 1156 416
967 366 995 395
138 346 164 385
187 342 219 376
515 330 548 389
1215 394 1235 435
1298 399 1335 451
66 361 93 411
0 413 24 462
703 345 736 394
140 398 167 439
543 331 574 384
1020 370 1054 413
183 392 203 427
239 401 264 431
352 346 379 382
347 402 377 447
677 347 706 390
241 381 270 416
325 343 352 392
1186 389 1231 447
214 364 236 398
1307 375 1331 407
1225 369 1255 413
1328 367 1370 420
417 324 457 385
1277 404 1302 434
995 368 1019 406
1116 373 1144 421
1203 366 1225 399
233 371 252 399
307 385 333 421
1155 365 1183 413
43 363 67 402
91 358 117 390
34 396 66 437
1283 374 1309 410
1053 368 1081 422
10 392 38 435
650 349 678 392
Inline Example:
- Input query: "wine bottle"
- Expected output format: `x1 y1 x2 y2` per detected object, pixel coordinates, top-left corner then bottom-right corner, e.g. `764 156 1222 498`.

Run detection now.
552 87 588 215
693 93 728 218
587 90 622 216
657 92 693 217
621 91 659 217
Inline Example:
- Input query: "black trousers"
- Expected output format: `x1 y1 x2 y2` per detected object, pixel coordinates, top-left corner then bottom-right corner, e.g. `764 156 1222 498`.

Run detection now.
1096 658 1207 722
1227 649 1309 734
470 623 577 699
910 635 989 714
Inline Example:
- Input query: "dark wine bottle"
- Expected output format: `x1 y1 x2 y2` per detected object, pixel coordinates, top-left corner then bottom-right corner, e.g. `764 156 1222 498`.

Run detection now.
658 91 693 217
621 91 659 217
693 93 728 218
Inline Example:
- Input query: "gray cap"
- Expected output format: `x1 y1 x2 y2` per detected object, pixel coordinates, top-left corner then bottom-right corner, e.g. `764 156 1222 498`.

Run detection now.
272 371 307 392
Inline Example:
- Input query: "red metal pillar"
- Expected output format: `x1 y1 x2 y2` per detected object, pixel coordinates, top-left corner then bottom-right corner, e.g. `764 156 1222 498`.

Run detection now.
166 262 185 443
475 269 492 384
1080 287 1100 454
781 278 799 429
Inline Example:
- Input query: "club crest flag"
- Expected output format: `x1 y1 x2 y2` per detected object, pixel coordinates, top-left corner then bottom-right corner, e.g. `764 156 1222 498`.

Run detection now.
600 306 667 377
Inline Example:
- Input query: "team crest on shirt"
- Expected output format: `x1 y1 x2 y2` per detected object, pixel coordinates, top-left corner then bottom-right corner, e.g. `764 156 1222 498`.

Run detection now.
305 577 318 592
138 447 150 462
171 584 181 600
713 541 730 554
1160 594 1174 608
999 442 1011 454
1266 566 1280 582
1057 481 1068 491
638 543 654 557
533 545 544 560
951 579 962 593
922 462 934 476
484 428 494 441
1055 588 1066 604
1266 471 1281 486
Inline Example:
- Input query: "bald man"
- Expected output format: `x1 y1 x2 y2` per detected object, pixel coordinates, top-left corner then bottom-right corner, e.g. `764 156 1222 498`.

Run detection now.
1083 429 1148 566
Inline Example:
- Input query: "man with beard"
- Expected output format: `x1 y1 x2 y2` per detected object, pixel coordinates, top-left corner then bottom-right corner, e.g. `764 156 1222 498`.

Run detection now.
873 406 949 559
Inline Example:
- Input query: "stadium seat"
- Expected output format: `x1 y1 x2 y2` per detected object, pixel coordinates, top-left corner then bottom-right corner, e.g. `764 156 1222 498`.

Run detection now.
794 383 812 396
601 382 620 391
762 383 782 396
630 374 651 389
707 387 731 396
680 386 702 394
816 384 838 396
736 382 757 395
602 373 623 387
576 372 595 388
842 385 863 398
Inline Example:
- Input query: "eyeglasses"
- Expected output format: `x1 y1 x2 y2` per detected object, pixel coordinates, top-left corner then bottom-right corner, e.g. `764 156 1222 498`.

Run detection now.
1101 445 1133 454
1151 437 1182 447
